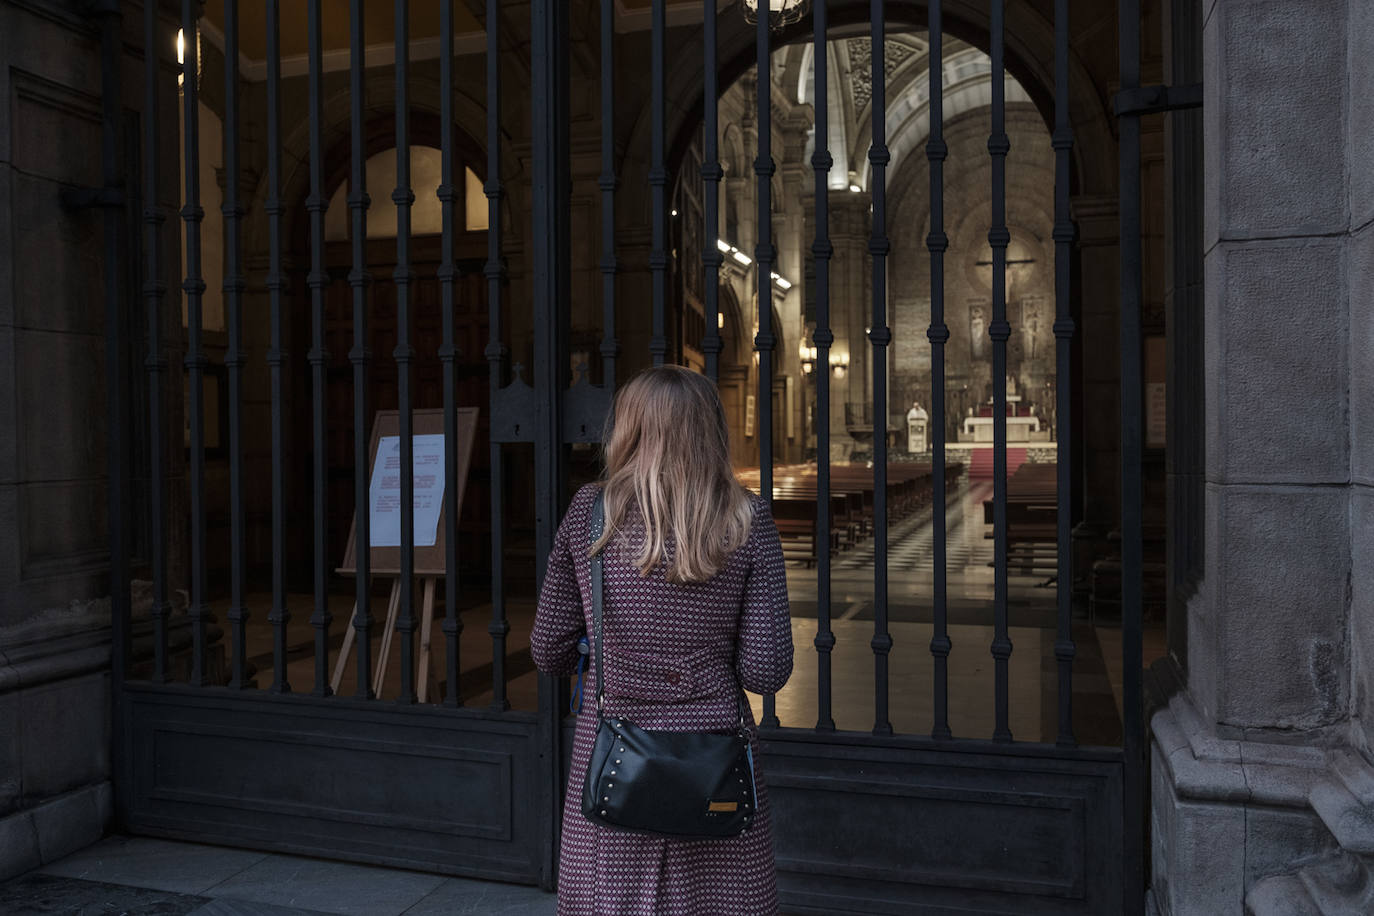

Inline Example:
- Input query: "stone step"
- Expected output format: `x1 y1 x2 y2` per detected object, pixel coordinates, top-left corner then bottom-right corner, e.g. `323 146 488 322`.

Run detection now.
1246 851 1374 916
1298 851 1374 914
1310 753 1374 855
1246 872 1321 916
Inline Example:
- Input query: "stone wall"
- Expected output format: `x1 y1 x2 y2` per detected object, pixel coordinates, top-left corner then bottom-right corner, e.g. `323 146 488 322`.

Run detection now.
887 103 1058 442
0 0 180 882
1149 0 1374 911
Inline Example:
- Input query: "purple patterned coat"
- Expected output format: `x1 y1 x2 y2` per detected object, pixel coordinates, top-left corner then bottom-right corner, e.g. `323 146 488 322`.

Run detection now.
532 483 794 916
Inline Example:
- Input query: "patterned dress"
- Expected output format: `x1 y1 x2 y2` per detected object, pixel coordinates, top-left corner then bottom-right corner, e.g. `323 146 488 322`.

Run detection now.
532 482 794 916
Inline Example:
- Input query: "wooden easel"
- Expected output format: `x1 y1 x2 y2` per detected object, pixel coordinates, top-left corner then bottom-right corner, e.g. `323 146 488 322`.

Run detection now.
330 575 441 701
333 407 478 702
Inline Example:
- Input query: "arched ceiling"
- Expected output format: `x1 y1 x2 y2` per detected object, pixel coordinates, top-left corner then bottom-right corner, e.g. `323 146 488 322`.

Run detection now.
789 31 1035 191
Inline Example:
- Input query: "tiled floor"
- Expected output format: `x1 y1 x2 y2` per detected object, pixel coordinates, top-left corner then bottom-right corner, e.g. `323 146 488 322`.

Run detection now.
2 835 556 915
191 477 1159 746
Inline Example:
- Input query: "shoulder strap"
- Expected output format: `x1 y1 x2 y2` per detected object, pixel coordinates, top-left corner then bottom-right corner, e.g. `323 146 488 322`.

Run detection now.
587 487 750 729
590 488 606 715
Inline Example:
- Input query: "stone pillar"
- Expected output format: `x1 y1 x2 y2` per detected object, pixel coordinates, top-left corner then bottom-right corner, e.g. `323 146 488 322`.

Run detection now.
779 110 812 464
0 0 189 881
1149 0 1372 912
1069 194 1120 609
829 189 870 461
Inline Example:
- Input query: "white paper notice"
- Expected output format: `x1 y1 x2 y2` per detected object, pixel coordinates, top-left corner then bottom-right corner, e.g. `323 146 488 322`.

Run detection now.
368 434 446 547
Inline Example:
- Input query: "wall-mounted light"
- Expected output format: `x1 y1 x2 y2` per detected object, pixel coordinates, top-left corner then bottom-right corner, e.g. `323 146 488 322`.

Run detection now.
799 343 817 374
718 237 753 267
830 352 849 378
718 312 725 329
770 271 793 290
671 208 679 217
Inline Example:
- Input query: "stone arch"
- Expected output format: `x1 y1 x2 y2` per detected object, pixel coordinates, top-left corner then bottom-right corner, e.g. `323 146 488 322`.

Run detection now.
247 74 524 260
641 0 1115 208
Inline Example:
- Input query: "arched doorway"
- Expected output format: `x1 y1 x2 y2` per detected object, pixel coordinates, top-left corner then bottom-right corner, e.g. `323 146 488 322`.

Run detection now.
287 113 492 584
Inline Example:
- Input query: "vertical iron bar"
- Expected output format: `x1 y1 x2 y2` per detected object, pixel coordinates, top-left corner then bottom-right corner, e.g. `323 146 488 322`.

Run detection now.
97 0 128 825
485 0 511 711
811 0 836 733
439 0 462 706
532 2 566 560
222 0 249 690
181 0 209 687
1119 0 1146 904
394 0 418 705
600 0 619 388
265 0 291 695
755 0 778 730
306 0 332 695
988 0 1014 743
868 0 893 737
348 0 372 700
701 0 722 382
926 0 951 740
1053 0 1078 747
531 0 570 888
649 0 667 366
143 0 170 684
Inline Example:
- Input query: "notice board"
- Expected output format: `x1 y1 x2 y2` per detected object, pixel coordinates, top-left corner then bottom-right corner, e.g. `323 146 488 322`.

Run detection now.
338 407 479 577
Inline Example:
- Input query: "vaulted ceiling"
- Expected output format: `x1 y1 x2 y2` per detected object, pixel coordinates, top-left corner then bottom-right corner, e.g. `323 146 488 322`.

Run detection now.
199 2 482 62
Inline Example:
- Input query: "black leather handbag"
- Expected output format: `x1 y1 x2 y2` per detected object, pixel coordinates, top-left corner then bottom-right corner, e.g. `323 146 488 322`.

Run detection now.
580 490 758 839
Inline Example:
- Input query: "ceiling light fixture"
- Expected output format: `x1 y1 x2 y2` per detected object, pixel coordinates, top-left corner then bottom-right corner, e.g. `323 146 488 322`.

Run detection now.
740 0 811 29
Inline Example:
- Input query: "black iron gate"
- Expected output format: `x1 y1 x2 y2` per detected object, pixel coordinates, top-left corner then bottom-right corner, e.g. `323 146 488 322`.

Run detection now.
98 0 1157 912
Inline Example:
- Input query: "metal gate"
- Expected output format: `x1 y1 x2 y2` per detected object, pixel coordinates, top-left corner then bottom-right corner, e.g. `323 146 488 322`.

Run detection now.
95 0 1162 912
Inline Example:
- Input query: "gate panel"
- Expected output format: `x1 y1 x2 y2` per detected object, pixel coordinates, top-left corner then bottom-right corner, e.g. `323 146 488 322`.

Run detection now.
103 0 1151 907
122 686 543 881
117 0 564 887
765 733 1123 913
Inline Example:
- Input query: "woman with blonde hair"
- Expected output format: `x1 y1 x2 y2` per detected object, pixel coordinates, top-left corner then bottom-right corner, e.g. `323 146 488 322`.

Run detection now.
532 365 793 915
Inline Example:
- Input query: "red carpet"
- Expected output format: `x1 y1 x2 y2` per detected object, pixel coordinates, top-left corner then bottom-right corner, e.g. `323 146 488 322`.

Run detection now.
968 447 1028 480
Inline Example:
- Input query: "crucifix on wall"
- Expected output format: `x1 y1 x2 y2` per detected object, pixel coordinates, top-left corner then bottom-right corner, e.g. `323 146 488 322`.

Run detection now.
975 253 1037 301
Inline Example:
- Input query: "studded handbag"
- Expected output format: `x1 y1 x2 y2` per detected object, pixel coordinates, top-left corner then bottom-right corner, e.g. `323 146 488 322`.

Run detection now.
580 489 758 839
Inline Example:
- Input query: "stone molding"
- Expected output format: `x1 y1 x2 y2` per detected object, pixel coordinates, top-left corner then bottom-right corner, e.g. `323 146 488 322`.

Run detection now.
1153 690 1328 811
0 582 191 695
1151 683 1374 914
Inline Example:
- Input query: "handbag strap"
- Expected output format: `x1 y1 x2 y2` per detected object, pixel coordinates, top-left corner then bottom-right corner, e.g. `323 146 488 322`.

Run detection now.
590 489 607 714
587 488 749 727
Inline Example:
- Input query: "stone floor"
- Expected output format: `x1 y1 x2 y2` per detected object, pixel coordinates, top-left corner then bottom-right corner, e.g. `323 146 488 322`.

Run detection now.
211 477 1162 747
0 834 556 915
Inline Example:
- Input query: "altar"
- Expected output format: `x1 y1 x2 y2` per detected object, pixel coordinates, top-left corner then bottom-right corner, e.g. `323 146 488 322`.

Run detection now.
958 384 1050 443
963 414 1042 442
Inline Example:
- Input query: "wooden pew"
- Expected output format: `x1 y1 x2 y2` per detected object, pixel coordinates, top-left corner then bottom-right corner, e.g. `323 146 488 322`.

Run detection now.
735 461 966 565
982 462 1058 573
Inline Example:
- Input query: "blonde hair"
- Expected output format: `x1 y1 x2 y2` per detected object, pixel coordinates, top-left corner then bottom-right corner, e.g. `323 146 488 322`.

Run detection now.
591 366 754 584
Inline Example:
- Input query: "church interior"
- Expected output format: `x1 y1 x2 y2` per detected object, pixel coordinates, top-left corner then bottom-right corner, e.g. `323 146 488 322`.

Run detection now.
159 1 1171 747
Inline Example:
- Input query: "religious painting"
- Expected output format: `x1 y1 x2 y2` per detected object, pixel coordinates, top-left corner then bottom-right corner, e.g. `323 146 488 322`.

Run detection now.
969 303 988 361
1019 297 1047 362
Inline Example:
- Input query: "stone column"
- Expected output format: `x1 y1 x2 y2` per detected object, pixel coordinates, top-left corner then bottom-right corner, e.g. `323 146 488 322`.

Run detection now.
829 189 870 461
1069 194 1120 609
1149 0 1371 912
779 110 812 464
